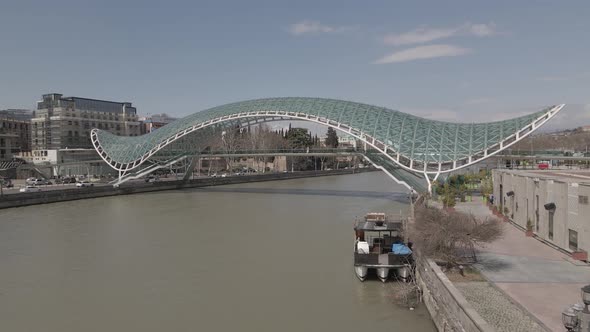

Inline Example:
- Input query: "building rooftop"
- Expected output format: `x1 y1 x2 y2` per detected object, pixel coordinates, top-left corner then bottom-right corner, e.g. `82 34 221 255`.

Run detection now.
499 169 590 185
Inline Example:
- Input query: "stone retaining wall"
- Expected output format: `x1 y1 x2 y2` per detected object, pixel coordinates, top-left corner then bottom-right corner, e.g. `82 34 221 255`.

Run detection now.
417 258 494 332
0 169 374 209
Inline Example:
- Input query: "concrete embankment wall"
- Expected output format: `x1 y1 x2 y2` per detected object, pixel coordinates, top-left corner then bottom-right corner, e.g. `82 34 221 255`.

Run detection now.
417 258 494 332
0 169 374 210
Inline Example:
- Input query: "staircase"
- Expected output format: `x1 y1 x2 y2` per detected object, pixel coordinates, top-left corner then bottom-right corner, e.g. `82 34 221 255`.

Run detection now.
363 152 428 193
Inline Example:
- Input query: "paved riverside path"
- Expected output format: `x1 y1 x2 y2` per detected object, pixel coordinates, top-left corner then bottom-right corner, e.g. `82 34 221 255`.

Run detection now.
453 199 590 332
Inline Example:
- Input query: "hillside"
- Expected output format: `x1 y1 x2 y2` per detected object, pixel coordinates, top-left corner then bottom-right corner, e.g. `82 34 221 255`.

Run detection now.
512 127 590 152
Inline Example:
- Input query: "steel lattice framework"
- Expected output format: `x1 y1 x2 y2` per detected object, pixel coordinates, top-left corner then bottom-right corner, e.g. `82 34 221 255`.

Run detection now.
91 97 564 190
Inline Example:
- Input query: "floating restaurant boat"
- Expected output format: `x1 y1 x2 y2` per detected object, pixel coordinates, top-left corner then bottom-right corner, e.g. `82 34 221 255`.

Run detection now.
354 213 413 282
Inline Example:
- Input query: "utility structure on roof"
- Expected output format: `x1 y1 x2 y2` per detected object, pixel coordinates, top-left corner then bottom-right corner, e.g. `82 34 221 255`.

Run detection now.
91 97 564 192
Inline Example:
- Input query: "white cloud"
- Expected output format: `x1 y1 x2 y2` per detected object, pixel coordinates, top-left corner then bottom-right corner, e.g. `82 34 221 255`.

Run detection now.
288 20 353 36
383 23 496 46
373 44 471 64
467 23 496 37
383 27 456 46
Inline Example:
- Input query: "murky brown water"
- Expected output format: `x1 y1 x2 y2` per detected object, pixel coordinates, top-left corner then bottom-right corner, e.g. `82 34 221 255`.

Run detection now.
0 172 435 331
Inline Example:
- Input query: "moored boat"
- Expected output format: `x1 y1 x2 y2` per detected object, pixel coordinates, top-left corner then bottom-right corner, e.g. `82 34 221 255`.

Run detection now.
353 213 413 282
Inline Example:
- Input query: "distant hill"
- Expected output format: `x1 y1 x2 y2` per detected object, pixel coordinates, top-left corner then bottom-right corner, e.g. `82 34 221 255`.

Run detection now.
512 126 590 152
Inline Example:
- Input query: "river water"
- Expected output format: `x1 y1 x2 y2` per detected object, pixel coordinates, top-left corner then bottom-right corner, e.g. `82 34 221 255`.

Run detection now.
0 172 435 331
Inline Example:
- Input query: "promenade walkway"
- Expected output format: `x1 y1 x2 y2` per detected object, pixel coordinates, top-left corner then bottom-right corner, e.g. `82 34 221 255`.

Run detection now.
454 199 590 332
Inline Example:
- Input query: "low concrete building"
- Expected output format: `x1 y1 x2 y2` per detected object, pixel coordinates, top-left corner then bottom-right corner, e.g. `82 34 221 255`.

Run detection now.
492 169 590 259
16 148 115 179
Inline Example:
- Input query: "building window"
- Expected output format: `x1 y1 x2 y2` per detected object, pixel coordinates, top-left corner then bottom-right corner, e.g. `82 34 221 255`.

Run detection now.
569 229 579 251
548 210 554 240
580 195 589 205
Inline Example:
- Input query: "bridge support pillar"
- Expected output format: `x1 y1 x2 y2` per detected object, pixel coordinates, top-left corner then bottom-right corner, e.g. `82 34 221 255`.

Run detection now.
183 156 199 181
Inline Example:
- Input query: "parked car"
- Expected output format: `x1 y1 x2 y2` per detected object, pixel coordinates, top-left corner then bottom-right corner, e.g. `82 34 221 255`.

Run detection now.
19 186 42 193
76 181 94 188
145 175 159 183
221 173 228 178
32 179 52 186
0 178 13 188
56 177 76 184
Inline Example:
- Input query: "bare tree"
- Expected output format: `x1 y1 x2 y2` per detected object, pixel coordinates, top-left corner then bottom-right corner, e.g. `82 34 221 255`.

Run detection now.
411 205 503 267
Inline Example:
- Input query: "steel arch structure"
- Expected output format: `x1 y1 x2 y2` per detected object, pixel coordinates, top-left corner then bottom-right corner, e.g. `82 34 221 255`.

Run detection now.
91 97 564 191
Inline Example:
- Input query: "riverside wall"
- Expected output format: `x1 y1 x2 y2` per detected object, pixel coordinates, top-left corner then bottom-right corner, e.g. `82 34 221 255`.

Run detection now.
417 258 494 332
0 169 375 210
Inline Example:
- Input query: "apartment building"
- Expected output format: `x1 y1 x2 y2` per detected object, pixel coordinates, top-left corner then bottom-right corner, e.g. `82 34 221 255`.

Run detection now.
0 110 32 159
31 93 141 150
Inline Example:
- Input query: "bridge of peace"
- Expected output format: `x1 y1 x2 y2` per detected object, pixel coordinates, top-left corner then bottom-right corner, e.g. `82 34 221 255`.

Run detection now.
90 97 565 192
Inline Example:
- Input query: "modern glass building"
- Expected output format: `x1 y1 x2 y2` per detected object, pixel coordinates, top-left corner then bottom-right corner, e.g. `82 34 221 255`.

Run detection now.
91 97 564 192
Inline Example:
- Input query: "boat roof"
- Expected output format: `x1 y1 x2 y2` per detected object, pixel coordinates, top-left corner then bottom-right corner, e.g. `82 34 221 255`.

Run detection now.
354 220 403 232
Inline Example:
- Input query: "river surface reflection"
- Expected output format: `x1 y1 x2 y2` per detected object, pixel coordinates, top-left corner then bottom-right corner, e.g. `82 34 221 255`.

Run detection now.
0 172 435 331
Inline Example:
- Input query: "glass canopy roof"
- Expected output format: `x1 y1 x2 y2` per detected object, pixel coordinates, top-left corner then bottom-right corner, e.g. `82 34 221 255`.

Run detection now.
92 97 561 174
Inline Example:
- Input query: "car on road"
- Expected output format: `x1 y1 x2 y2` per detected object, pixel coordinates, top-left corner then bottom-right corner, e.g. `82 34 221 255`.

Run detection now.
145 175 159 183
55 177 76 184
26 178 52 186
0 178 13 188
19 186 42 193
76 181 94 188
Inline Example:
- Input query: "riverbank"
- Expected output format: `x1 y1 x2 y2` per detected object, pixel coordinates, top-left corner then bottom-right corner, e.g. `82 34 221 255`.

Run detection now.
0 168 377 210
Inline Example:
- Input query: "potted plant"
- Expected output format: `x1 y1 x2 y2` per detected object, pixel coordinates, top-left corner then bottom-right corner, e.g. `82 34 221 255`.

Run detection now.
493 204 502 217
525 219 534 237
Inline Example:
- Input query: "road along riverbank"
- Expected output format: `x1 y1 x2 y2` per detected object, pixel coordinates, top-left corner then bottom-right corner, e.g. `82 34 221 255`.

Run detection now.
0 168 377 210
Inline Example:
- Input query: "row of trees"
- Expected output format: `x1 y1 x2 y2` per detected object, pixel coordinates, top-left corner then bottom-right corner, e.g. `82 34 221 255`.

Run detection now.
433 170 493 208
198 123 343 172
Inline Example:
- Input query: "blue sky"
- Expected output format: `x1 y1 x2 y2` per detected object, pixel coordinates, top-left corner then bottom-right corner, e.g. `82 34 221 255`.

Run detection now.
1 0 588 129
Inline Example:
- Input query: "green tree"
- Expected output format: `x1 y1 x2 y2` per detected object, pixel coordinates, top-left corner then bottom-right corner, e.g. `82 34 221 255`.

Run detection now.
441 183 457 208
324 127 339 148
286 128 312 148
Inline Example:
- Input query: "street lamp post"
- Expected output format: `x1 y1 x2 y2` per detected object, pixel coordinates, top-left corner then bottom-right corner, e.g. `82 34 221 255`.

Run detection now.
562 285 590 331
